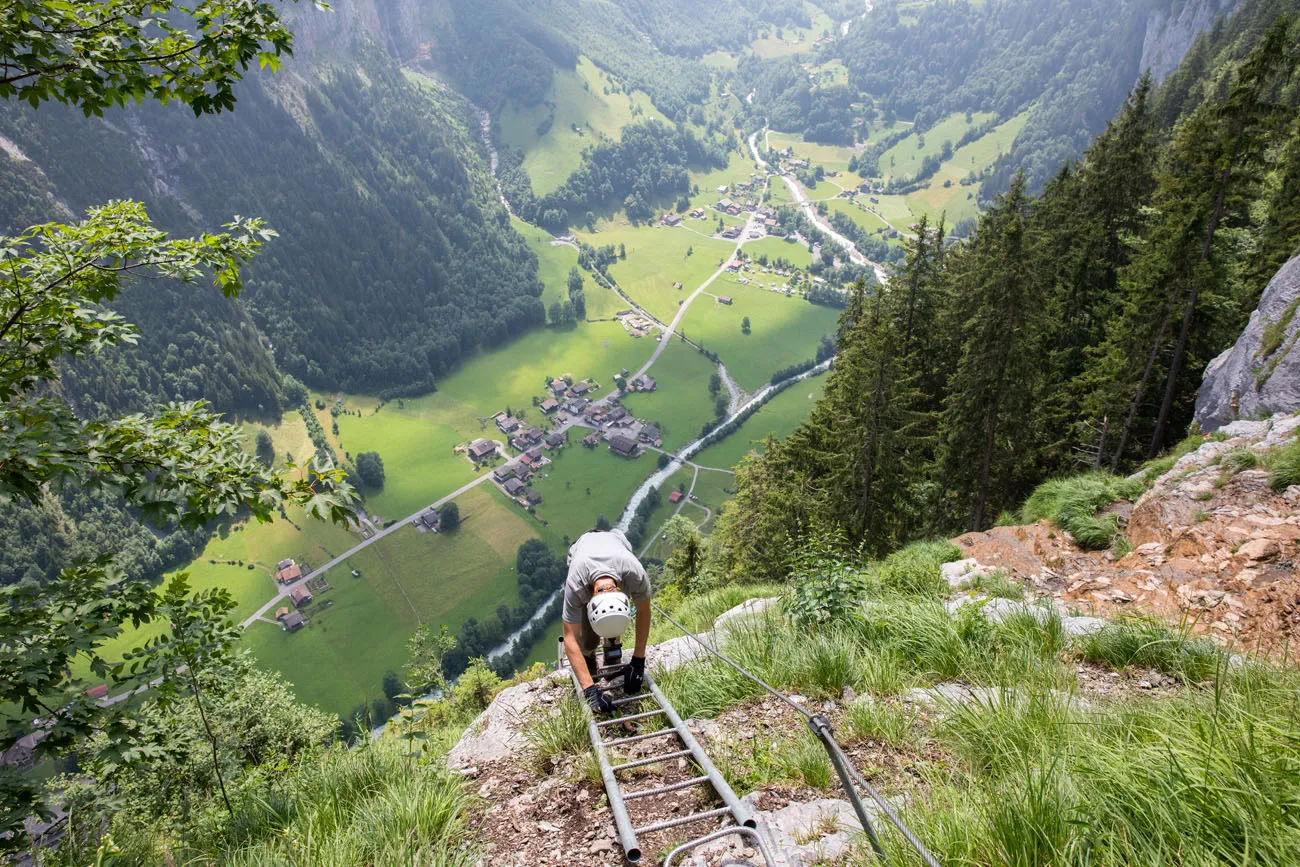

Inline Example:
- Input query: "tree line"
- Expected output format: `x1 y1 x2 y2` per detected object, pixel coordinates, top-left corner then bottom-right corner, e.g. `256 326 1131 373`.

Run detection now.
713 17 1300 581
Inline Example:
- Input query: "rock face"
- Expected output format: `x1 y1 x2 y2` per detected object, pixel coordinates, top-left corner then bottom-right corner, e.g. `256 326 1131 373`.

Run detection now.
1139 0 1240 82
1196 255 1300 431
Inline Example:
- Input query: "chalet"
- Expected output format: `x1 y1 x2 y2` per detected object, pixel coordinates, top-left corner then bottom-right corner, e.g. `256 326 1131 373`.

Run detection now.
289 585 313 607
716 185 728 194
521 447 543 467
497 416 520 434
789 158 810 169
725 204 742 216
516 465 534 483
582 432 601 448
509 437 529 452
870 196 880 204
275 562 303 584
571 381 591 396
275 606 290 620
545 432 565 449
639 425 660 444
745 201 757 212
764 218 778 228
609 434 639 457
724 258 743 271
718 295 734 305
660 213 681 226
608 405 628 422
718 198 734 210
550 379 568 396
276 558 295 572
281 611 305 631
504 478 526 497
564 397 589 414
526 490 543 506
539 398 560 414
523 425 544 443
669 491 684 504
631 374 657 392
492 465 515 482
689 208 705 219
420 508 439 528
85 684 109 701
673 281 683 290
468 439 497 461
721 226 742 240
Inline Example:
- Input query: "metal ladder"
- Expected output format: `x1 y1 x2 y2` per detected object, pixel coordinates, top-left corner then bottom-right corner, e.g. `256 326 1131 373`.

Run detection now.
559 640 777 866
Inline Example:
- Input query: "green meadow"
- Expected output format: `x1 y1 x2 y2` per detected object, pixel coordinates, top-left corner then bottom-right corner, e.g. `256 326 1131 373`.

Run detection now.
242 484 545 718
498 56 666 196
599 223 735 321
878 111 995 181
693 373 827 471
906 109 1031 227
681 286 839 391
528 443 652 541
749 4 837 58
745 235 813 270
619 340 719 449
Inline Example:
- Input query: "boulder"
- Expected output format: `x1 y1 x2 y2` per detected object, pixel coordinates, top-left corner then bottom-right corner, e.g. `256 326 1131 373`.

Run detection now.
714 596 781 631
1196 254 1300 430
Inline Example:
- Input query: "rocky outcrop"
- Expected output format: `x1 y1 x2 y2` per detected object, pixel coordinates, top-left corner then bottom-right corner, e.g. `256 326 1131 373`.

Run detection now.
1196 255 1300 431
1139 0 1240 82
952 413 1300 655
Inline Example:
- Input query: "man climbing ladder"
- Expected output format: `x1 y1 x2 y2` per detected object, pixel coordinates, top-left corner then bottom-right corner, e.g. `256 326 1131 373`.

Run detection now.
562 529 652 713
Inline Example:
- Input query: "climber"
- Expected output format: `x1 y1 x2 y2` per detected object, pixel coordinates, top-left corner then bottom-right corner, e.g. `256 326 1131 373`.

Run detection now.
562 528 653 715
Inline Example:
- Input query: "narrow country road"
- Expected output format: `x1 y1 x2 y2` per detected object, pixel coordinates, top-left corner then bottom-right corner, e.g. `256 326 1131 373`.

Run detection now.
748 129 890 286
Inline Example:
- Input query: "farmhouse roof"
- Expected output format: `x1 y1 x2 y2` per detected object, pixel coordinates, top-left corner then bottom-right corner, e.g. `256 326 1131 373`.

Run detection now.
469 439 496 458
669 491 683 503
289 586 313 606
281 611 305 630
275 563 302 584
526 490 543 505
539 399 559 413
492 465 515 481
609 435 638 456
504 478 526 496
275 606 291 620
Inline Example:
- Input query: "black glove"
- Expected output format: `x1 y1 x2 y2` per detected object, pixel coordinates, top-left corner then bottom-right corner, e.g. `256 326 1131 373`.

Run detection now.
624 655 646 694
584 684 613 714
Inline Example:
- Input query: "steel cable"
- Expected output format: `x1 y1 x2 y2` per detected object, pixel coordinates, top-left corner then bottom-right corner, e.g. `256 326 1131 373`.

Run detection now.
652 601 942 867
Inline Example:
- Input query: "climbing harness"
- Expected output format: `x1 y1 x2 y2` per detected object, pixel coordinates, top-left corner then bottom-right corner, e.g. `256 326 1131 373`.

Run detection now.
649 603 942 867
558 639 778 866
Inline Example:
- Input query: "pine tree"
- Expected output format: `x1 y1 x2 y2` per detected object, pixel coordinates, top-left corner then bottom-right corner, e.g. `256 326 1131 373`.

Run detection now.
933 173 1044 530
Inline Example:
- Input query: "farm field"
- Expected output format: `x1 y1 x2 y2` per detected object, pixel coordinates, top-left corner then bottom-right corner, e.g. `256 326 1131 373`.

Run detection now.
528 444 653 541
242 485 543 718
241 410 314 470
878 111 995 181
498 57 666 196
600 223 735 322
693 373 827 471
745 235 813 270
906 109 1031 227
620 340 719 449
825 197 895 236
681 286 839 391
71 507 362 682
749 4 837 58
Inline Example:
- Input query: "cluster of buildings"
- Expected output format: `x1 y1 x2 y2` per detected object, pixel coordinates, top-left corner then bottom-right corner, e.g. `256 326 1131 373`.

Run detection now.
274 557 303 585
493 462 544 507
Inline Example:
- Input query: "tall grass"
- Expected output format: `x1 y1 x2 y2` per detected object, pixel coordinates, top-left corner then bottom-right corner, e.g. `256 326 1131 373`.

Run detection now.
1020 472 1144 549
1076 616 1225 682
648 582 785 644
1265 435 1300 490
522 695 590 771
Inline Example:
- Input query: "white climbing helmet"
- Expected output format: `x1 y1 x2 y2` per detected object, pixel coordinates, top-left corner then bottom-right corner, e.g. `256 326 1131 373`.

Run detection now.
587 585 632 639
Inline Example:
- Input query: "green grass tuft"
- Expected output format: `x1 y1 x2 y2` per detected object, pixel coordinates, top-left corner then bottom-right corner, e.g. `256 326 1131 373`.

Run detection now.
869 539 963 598
1076 617 1225 682
1020 473 1143 550
1266 436 1300 490
522 696 591 771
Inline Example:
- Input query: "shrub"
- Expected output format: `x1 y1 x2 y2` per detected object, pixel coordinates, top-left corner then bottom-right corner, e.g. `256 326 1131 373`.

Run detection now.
1020 473 1143 550
450 658 501 714
787 566 862 628
1266 437 1300 490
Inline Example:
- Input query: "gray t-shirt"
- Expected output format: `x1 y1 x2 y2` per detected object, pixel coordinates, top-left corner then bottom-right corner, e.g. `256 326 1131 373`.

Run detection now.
562 530 651 624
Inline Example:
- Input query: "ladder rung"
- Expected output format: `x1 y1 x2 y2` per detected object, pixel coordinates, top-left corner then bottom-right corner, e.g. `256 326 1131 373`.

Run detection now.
623 774 710 800
610 692 653 706
635 807 732 835
612 748 693 772
596 708 666 727
602 727 677 747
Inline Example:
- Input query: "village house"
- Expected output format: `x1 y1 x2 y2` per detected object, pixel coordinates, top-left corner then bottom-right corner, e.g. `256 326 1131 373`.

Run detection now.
492 465 515 482
509 436 529 452
276 606 290 620
660 212 681 226
564 397 589 414
721 226 742 240
689 208 705 219
419 508 439 529
549 378 568 396
277 558 294 571
669 490 684 504
570 381 591 397
609 434 639 458
639 425 660 444
515 465 534 483
631 374 657 392
525 490 543 506
468 439 497 462
289 585 313 607
725 204 742 216
496 415 520 434
544 432 565 449
582 432 601 448
539 398 560 414
503 477 526 497
275 562 303 584
608 405 628 422
718 295 734 305
85 684 109 701
724 257 743 271
281 611 305 631
521 447 543 467
523 425 543 443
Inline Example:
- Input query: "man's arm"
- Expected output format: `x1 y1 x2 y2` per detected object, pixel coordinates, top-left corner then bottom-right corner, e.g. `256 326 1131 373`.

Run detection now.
563 620 595 689
633 598 651 658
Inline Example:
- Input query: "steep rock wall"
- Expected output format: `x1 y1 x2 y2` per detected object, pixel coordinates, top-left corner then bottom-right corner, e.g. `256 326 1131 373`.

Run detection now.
1139 0 1241 81
1196 255 1300 430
